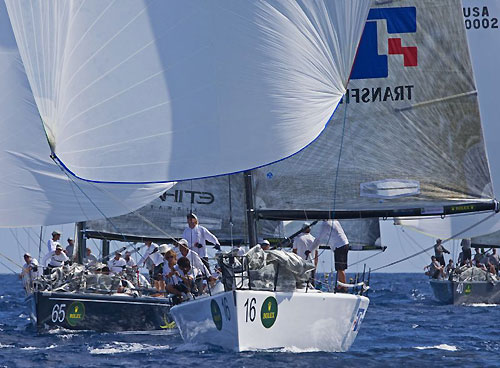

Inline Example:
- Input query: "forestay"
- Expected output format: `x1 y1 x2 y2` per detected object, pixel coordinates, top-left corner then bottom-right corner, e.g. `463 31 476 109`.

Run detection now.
253 0 495 220
6 0 371 183
0 1 171 228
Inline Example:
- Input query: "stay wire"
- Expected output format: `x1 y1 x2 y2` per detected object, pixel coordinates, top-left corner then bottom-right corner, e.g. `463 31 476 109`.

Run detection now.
372 211 498 272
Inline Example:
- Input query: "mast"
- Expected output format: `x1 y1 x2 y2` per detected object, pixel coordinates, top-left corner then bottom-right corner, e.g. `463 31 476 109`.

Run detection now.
102 239 110 259
244 171 258 247
76 222 86 264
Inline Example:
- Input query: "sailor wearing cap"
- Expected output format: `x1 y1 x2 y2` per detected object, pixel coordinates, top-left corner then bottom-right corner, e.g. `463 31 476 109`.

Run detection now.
65 238 75 260
42 243 69 269
47 230 61 253
108 251 127 273
182 213 220 270
293 222 318 266
260 239 271 251
20 253 39 290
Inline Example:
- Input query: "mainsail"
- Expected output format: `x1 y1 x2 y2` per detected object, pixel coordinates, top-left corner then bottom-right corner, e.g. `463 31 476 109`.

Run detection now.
396 0 500 238
254 0 496 221
6 0 371 183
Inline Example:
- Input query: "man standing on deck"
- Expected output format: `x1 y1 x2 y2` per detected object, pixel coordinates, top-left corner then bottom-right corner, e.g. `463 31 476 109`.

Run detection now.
138 240 159 281
293 222 318 267
47 230 61 253
312 220 349 291
182 213 220 271
460 238 472 266
65 238 75 260
434 239 450 267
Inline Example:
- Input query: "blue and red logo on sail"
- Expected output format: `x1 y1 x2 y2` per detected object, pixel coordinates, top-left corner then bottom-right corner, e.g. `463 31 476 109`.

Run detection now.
351 7 418 80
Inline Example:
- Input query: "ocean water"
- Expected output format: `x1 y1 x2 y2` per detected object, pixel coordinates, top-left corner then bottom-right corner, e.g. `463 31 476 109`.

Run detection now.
1 273 499 367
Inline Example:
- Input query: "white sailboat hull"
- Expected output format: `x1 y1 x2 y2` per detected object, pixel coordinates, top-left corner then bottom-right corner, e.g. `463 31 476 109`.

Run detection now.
170 289 369 352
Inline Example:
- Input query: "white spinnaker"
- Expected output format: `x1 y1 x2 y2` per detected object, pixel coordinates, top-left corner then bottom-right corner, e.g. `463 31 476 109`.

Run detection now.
5 0 371 183
0 1 172 227
396 0 500 239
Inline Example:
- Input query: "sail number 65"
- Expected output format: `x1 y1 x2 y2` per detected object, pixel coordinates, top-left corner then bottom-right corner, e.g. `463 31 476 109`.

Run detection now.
244 298 256 322
51 303 66 323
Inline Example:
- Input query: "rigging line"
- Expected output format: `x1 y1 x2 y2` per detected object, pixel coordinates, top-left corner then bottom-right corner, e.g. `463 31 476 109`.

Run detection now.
372 211 498 272
9 229 29 255
321 99 350 252
22 228 44 251
228 176 234 248
0 249 24 269
398 226 432 257
51 155 178 248
0 259 17 275
348 250 385 268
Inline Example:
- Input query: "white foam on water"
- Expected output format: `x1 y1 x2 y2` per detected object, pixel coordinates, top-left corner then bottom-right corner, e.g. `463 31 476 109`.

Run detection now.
414 344 458 352
0 343 14 349
467 303 499 307
89 342 169 355
20 344 56 351
276 346 322 353
412 324 419 329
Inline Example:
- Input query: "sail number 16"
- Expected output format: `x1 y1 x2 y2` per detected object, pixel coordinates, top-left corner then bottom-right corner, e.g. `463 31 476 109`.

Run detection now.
244 298 256 322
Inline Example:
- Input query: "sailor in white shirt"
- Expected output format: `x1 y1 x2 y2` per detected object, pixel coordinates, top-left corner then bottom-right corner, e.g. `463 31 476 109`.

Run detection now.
108 251 127 273
293 222 318 267
124 251 137 268
177 239 210 277
47 230 61 253
43 244 69 268
182 213 220 270
312 220 349 289
138 240 159 280
21 253 39 290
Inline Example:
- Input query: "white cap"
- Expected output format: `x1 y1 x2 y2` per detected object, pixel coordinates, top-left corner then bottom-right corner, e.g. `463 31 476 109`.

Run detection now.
187 213 198 221
52 230 61 236
261 239 270 246
177 239 188 247
159 244 170 254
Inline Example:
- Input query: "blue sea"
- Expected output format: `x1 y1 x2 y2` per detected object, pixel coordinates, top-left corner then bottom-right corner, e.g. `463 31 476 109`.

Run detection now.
1 273 499 367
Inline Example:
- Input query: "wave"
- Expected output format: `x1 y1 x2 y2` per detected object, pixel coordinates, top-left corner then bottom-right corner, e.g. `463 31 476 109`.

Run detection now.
20 344 57 351
414 344 458 352
466 303 499 307
89 342 169 355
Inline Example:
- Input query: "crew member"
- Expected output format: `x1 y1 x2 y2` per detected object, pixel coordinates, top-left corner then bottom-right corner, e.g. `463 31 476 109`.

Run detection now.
312 220 349 291
434 239 450 267
138 240 159 281
47 230 61 253
65 238 75 260
20 253 39 290
124 251 137 268
85 248 98 266
293 222 318 267
182 213 220 271
108 251 127 273
43 244 69 269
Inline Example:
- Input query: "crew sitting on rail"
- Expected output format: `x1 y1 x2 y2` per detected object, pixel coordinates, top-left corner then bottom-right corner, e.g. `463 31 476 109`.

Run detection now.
108 251 127 273
424 256 445 279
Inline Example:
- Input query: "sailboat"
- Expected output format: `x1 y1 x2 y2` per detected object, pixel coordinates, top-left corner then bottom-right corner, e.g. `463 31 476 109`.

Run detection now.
170 0 499 351
1 0 496 350
395 0 500 304
1 0 375 339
